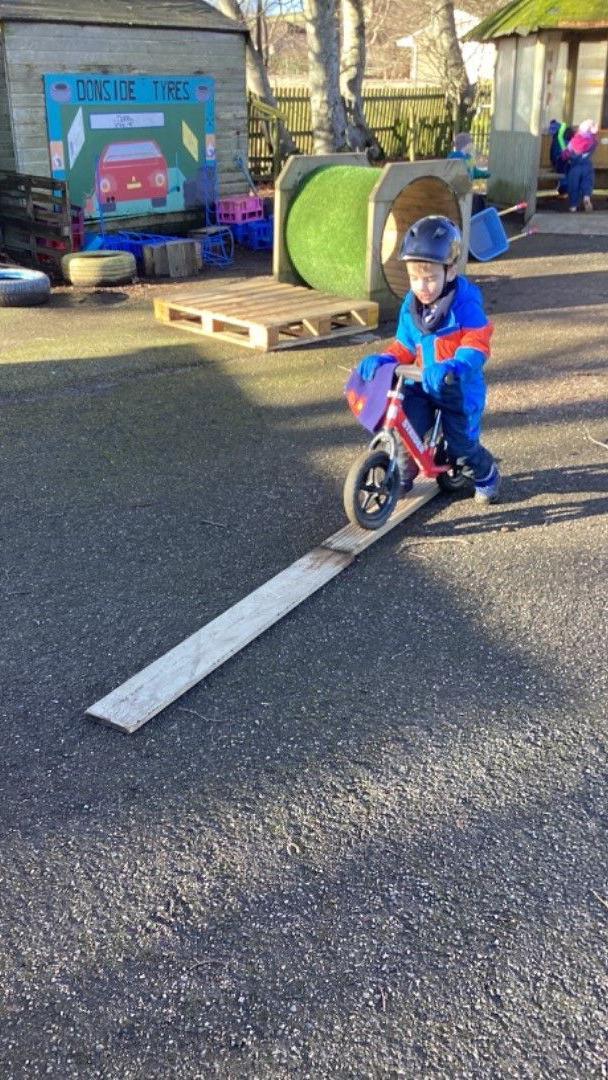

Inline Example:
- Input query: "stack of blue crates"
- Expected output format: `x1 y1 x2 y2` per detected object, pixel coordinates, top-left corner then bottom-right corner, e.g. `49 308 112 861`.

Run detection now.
85 232 183 263
231 216 273 252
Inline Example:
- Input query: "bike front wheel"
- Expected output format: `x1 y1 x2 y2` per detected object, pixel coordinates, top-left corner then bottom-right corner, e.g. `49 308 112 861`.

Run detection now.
343 449 399 530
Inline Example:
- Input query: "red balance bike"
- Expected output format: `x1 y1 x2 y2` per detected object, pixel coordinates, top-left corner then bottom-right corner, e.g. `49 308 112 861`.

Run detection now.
343 364 474 530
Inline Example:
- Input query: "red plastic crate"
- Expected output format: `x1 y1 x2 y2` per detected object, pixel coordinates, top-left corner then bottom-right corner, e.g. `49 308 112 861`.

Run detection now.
70 205 85 251
216 195 263 224
36 204 85 254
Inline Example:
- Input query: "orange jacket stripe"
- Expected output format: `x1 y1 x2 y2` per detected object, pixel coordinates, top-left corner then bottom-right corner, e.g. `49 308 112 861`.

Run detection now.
385 340 416 364
433 323 493 363
457 323 493 356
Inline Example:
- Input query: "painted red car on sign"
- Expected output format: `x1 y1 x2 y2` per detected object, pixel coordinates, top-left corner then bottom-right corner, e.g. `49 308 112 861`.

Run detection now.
98 140 168 209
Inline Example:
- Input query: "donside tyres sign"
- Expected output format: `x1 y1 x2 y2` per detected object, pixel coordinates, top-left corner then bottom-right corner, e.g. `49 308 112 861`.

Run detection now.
44 73 216 220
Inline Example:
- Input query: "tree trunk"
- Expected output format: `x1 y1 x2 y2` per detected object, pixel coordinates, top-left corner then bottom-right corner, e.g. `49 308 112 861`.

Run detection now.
429 0 474 123
214 0 299 158
340 0 384 159
303 0 348 153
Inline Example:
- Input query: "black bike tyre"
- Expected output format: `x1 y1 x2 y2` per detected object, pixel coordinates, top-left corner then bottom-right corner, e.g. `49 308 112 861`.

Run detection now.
435 438 475 497
343 448 399 530
0 268 51 307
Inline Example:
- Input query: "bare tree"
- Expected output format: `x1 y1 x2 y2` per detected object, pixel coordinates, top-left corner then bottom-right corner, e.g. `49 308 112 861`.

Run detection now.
340 0 384 158
303 0 349 153
429 0 473 125
214 0 299 157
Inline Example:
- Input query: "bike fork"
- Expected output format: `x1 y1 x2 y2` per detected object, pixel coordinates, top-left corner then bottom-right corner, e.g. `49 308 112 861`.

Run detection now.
428 409 442 450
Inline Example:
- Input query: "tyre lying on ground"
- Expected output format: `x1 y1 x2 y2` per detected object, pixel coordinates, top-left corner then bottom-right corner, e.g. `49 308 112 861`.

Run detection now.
0 267 51 306
61 250 136 286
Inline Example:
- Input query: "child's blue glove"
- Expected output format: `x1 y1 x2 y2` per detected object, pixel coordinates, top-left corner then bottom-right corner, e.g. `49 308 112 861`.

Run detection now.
424 359 479 394
450 353 484 379
356 352 394 382
443 359 468 381
422 360 449 396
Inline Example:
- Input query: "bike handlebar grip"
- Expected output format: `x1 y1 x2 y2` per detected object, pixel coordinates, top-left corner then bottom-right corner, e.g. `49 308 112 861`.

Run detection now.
395 364 422 381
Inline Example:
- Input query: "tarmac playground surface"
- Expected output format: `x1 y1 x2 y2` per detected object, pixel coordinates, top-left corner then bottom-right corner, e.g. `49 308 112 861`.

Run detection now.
1 232 607 1077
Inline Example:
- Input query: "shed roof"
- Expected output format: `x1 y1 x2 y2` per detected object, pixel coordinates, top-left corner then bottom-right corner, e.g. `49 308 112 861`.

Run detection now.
0 0 245 34
465 0 608 41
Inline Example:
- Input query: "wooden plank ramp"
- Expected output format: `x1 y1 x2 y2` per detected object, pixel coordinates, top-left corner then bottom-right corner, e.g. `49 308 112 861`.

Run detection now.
86 480 437 733
154 275 379 351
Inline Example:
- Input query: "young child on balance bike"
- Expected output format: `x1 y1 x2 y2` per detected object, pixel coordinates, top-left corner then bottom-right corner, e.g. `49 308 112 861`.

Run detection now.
355 214 500 506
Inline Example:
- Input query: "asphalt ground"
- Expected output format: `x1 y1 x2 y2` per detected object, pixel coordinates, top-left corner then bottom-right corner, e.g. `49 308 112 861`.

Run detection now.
1 235 607 1078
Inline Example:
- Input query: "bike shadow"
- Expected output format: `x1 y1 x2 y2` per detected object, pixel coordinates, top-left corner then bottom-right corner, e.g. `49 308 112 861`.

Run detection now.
433 461 608 537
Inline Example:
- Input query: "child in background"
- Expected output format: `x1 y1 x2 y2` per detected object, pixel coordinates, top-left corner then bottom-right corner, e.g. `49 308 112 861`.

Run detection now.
448 132 489 214
548 118 573 196
562 119 599 212
355 216 500 505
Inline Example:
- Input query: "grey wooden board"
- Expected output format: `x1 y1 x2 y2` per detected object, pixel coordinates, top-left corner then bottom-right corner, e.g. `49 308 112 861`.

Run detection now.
86 480 437 733
0 0 241 33
324 480 436 556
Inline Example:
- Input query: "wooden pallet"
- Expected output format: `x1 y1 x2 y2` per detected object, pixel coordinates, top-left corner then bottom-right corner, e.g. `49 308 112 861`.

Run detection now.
153 276 379 351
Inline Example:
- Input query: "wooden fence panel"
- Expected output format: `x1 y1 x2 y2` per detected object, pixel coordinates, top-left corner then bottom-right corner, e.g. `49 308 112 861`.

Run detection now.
248 82 493 181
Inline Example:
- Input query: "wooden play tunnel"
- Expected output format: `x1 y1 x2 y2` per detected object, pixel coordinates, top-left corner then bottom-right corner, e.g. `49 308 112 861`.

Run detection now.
273 154 473 317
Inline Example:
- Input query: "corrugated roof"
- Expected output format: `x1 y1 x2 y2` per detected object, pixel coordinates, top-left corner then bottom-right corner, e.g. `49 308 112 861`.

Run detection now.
465 0 608 41
0 0 245 34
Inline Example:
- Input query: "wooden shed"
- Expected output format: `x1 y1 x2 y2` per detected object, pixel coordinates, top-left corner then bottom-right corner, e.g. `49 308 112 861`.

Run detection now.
0 0 248 227
466 0 608 214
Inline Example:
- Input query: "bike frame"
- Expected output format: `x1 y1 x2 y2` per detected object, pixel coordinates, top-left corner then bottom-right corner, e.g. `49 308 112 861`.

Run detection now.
370 366 449 480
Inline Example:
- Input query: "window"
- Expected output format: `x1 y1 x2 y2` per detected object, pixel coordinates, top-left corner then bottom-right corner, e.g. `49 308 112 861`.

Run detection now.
541 39 569 130
573 40 607 126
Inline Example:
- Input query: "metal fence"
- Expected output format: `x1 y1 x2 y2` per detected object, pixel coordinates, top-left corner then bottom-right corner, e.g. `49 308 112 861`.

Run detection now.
249 82 492 182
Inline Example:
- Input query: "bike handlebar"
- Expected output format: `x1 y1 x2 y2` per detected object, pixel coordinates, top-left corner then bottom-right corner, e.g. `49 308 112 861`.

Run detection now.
394 364 454 386
395 364 422 381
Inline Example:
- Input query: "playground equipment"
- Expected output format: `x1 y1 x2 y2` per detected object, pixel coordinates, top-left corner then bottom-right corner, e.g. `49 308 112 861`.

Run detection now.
273 154 472 317
468 202 537 261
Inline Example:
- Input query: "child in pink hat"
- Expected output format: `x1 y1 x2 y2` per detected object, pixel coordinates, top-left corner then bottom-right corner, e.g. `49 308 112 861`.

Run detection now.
562 120 599 212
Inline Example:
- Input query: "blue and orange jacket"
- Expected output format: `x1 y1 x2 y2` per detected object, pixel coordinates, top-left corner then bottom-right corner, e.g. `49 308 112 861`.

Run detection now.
383 275 493 424
447 148 490 181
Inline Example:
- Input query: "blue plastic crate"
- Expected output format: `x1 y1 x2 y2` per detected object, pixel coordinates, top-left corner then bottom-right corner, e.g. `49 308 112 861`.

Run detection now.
249 217 273 250
239 217 273 251
84 231 183 263
468 208 509 262
231 222 249 246
230 218 273 250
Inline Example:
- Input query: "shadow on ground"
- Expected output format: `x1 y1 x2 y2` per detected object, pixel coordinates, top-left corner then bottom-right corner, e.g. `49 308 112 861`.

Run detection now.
0 289 606 1076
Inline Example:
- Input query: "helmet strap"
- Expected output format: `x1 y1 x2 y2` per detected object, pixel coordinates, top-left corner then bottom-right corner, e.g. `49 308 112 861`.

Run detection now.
438 271 457 300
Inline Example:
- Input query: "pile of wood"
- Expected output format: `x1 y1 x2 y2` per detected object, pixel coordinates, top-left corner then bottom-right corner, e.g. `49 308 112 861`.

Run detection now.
142 238 201 279
0 170 76 277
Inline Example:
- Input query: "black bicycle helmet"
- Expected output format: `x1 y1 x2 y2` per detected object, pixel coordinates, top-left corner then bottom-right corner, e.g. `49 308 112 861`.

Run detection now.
399 215 462 266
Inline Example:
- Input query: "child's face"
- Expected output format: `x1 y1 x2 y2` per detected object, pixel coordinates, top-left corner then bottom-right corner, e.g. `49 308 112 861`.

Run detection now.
406 261 455 304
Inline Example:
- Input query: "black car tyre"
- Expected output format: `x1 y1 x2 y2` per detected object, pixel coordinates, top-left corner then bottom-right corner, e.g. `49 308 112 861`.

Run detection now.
0 267 51 306
61 251 136 286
